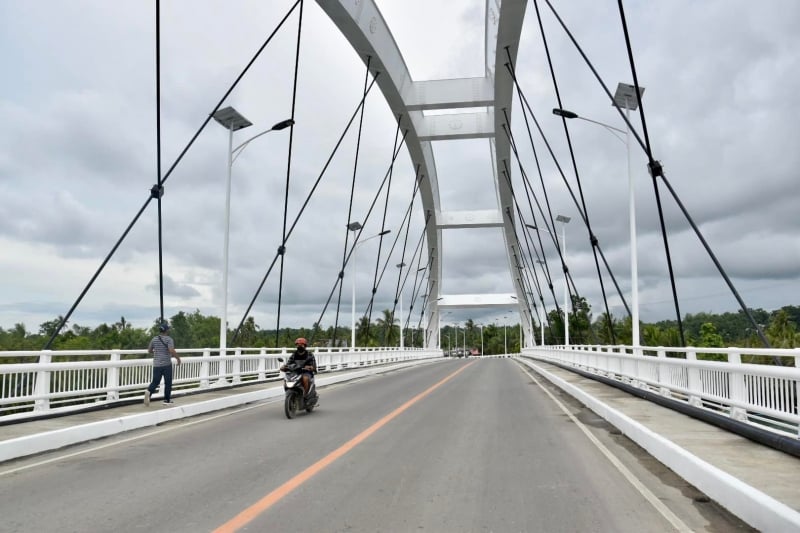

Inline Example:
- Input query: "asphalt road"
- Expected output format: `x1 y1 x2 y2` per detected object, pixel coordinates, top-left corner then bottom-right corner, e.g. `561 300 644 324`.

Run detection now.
0 358 751 532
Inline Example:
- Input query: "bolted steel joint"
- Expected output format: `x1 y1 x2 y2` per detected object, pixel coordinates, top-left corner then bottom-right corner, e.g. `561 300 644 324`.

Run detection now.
648 160 664 178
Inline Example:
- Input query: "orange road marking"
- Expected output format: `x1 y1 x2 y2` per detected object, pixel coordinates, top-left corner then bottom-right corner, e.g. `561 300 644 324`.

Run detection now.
213 361 475 532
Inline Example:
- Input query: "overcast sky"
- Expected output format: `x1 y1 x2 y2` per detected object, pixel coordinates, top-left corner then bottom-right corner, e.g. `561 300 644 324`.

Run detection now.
1 0 798 336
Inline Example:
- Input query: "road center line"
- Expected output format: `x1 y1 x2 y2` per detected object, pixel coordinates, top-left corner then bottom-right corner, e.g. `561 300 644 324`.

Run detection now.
213 361 475 533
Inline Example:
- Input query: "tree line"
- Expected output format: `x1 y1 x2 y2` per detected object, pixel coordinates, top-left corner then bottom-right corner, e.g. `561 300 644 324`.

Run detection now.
1 304 798 358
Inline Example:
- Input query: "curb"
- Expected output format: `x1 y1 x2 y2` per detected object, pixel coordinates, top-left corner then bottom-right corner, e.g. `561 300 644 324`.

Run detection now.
520 359 800 532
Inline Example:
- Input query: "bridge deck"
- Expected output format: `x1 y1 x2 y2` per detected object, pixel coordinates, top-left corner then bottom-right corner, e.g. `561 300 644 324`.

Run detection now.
1 358 798 530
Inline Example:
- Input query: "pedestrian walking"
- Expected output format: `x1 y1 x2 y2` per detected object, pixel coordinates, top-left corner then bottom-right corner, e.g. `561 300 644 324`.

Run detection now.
144 322 181 405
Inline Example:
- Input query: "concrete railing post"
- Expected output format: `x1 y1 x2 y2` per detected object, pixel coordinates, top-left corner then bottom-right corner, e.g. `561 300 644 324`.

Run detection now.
727 351 748 422
231 348 242 385
106 351 120 401
656 349 671 397
200 349 211 388
33 351 52 412
686 350 702 408
257 348 266 381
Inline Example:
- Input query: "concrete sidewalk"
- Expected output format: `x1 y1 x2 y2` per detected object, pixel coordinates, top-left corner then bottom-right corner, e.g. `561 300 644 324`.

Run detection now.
522 358 800 533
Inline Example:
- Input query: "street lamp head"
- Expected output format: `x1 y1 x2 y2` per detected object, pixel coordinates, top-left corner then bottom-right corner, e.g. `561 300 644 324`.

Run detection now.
397 262 406 268
379 230 391 236
271 118 295 131
556 214 571 224
212 106 252 131
347 221 363 231
552 108 578 119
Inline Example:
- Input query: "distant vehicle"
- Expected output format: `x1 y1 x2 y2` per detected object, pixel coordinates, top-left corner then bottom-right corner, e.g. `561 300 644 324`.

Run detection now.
470 348 480 356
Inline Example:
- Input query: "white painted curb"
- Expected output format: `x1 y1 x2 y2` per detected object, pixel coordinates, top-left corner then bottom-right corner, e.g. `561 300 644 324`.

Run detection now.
521 359 800 532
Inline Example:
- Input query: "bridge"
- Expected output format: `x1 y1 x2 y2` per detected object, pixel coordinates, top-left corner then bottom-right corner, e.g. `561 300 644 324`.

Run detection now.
1 1 799 531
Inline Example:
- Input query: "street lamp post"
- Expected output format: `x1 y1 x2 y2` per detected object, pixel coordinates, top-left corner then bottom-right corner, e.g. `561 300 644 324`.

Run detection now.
397 262 406 348
504 321 508 354
528 215 571 346
553 81 644 347
539 306 545 345
349 223 391 349
478 324 484 355
212 106 293 360
556 215 571 346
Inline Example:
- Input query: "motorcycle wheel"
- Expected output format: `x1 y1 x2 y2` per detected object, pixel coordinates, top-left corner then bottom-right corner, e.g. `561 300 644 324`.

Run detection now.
284 392 299 419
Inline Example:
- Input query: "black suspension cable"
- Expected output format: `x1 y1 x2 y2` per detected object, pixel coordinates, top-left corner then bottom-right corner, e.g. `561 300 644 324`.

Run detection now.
384 182 424 343
44 201 153 349
43 1 302 348
501 162 563 314
615 0 768 349
307 128 407 345
362 173 420 322
501 183 578 343
501 123 563 312
509 12 617 344
406 236 428 335
364 115 403 328
504 60 628 342
503 110 621 343
274 0 304 348
331 56 373 348
509 195 550 320
365 205 430 344
609 0 685 346
162 0 302 190
536 0 684 344
231 75 380 342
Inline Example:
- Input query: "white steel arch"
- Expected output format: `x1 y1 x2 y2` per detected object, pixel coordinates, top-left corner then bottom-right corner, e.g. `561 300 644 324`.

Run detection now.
316 0 532 348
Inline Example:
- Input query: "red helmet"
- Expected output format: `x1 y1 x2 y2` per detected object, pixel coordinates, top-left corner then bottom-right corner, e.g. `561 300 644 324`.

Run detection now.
294 337 308 347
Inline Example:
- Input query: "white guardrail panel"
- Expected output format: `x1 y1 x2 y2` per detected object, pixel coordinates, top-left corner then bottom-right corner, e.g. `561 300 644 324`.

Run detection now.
522 345 800 439
0 347 441 422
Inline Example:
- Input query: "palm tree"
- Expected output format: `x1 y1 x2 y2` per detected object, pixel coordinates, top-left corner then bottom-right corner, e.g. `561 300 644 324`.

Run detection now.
375 309 399 346
464 319 475 349
356 316 372 346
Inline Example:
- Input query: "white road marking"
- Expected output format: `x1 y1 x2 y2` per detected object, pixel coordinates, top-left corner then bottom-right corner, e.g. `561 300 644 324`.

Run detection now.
0 401 272 477
519 364 693 533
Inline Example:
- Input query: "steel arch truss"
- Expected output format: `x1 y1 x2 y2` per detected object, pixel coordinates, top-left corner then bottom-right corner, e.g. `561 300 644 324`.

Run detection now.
317 0 530 348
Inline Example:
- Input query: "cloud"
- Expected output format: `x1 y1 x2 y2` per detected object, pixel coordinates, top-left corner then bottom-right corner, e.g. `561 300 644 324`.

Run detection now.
0 0 797 337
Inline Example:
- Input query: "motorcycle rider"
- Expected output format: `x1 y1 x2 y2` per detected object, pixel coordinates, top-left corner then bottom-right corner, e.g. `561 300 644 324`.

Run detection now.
281 337 317 398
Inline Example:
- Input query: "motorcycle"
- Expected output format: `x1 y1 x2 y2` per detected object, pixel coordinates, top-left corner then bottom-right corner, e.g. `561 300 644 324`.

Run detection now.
278 358 318 419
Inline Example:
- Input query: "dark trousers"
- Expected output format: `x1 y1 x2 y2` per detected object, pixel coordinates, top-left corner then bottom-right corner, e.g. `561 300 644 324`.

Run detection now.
148 365 174 401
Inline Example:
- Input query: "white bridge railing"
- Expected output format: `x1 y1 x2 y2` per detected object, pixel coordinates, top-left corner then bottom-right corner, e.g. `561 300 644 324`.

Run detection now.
522 345 800 439
0 347 441 422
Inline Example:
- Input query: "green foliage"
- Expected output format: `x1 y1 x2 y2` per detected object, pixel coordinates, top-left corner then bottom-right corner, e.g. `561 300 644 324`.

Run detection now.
765 310 797 348
2 303 798 361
